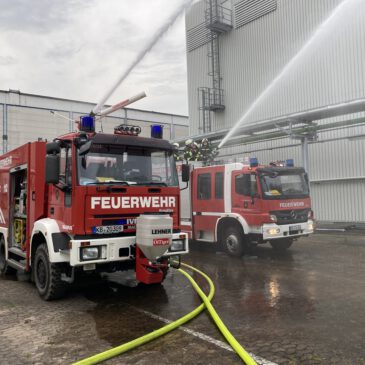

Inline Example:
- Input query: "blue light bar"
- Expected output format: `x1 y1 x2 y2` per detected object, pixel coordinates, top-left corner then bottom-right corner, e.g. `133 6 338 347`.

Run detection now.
151 124 163 139
80 116 95 132
285 159 294 167
249 157 259 167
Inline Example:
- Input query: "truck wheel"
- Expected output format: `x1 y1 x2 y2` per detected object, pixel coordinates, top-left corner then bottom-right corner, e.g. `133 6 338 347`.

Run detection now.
270 239 293 252
222 226 246 257
0 237 15 275
34 244 67 300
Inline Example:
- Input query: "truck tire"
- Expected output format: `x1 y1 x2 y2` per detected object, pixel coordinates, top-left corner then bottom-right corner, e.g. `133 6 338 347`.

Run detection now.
33 243 67 300
0 237 16 275
222 226 246 257
270 239 293 252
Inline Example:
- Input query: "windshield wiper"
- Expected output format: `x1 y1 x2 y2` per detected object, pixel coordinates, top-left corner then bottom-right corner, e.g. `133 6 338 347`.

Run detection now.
85 180 130 186
134 181 168 187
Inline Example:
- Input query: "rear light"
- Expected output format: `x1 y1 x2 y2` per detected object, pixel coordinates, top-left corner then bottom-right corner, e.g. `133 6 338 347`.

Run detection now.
308 210 314 219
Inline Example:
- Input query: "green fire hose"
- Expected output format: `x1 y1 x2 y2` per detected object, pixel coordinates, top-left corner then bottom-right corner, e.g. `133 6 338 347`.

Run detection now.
73 262 257 365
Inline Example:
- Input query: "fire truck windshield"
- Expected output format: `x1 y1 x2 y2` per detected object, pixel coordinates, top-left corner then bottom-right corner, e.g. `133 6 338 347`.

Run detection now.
77 146 178 187
260 172 309 199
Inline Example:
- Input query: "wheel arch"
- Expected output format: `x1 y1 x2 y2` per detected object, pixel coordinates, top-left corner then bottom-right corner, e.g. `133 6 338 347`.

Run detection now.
30 219 64 265
215 215 247 244
31 232 47 266
0 228 9 260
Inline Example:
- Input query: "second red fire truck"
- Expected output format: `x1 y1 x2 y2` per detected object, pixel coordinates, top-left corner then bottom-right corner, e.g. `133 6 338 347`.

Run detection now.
180 158 314 256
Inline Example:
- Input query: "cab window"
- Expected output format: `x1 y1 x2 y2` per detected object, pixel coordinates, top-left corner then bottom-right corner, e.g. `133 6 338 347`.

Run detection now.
198 173 211 200
215 172 223 199
235 174 257 196
60 146 72 185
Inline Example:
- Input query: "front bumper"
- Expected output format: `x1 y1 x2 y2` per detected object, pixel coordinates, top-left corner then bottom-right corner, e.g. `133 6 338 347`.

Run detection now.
69 233 189 267
262 220 314 241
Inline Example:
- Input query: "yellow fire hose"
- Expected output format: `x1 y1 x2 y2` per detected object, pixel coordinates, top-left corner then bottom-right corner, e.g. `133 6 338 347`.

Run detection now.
73 262 257 365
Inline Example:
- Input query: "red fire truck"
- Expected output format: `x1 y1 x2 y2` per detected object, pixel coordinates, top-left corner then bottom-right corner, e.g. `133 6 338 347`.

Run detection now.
0 117 188 300
180 158 314 256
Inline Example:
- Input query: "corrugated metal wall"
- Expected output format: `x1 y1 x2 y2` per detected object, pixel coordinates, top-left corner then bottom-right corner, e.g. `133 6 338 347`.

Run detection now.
186 0 365 133
0 90 189 154
186 0 365 222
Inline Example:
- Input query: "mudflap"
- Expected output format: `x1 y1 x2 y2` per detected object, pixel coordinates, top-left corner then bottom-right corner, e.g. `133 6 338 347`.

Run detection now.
135 246 168 284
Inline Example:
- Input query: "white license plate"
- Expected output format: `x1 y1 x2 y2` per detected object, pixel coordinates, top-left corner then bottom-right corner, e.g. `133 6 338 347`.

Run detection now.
289 225 301 232
93 225 124 234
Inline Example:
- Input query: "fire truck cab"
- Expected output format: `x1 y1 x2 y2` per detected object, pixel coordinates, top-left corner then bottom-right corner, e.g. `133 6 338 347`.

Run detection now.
0 120 188 300
180 159 314 256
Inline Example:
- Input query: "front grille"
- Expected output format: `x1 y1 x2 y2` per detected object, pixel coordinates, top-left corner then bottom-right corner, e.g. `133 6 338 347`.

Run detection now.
270 209 309 225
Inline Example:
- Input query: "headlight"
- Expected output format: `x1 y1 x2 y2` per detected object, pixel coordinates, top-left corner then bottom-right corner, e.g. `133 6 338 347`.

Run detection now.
81 247 100 261
267 228 280 235
269 214 277 223
308 223 315 231
170 239 185 252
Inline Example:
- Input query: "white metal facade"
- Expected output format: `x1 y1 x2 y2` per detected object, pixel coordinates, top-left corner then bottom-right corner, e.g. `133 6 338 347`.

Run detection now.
186 0 365 223
0 90 189 154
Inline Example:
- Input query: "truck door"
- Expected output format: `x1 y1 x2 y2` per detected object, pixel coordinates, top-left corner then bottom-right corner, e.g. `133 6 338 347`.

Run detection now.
231 172 262 224
48 145 72 225
192 171 221 241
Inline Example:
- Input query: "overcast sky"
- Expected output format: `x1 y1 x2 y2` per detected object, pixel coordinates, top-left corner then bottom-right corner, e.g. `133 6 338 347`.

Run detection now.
0 0 189 115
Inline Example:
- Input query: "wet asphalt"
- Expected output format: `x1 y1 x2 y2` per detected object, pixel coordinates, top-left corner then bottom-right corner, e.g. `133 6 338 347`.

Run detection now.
1 232 365 364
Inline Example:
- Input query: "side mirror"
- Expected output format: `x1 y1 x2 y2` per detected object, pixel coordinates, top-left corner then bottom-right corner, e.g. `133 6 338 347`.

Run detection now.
45 154 60 184
181 164 190 182
46 142 60 155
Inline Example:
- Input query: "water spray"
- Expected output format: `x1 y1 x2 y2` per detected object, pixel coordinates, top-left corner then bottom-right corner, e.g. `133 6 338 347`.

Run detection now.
92 0 195 115
218 0 357 149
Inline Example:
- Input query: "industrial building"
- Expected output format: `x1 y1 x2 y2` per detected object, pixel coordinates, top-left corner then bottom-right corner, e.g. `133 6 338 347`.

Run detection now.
185 0 365 223
0 89 189 154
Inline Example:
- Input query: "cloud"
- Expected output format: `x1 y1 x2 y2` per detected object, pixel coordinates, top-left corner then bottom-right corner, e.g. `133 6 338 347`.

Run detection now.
0 0 189 114
0 0 95 33
0 56 17 66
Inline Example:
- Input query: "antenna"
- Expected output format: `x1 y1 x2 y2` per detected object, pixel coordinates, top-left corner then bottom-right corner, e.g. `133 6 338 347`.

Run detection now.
50 110 74 123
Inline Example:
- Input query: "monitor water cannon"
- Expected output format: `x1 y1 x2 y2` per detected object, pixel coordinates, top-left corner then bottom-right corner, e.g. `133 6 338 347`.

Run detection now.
96 91 147 119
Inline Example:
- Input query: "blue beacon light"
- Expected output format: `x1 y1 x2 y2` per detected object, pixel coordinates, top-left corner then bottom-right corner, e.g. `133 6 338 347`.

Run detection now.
151 125 163 139
80 116 95 133
285 159 294 167
249 157 259 167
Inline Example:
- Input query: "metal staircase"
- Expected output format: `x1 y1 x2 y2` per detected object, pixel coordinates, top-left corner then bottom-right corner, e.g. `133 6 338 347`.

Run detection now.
199 0 232 133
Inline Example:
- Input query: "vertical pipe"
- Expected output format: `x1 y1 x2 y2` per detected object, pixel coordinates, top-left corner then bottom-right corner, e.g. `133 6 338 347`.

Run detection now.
4 104 8 153
69 111 74 132
301 137 309 175
2 103 5 154
171 115 174 140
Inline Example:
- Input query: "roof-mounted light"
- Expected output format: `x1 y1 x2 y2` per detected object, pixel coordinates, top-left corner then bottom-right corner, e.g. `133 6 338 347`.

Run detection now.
285 159 294 167
249 157 259 167
80 116 95 133
114 124 141 136
151 125 163 139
